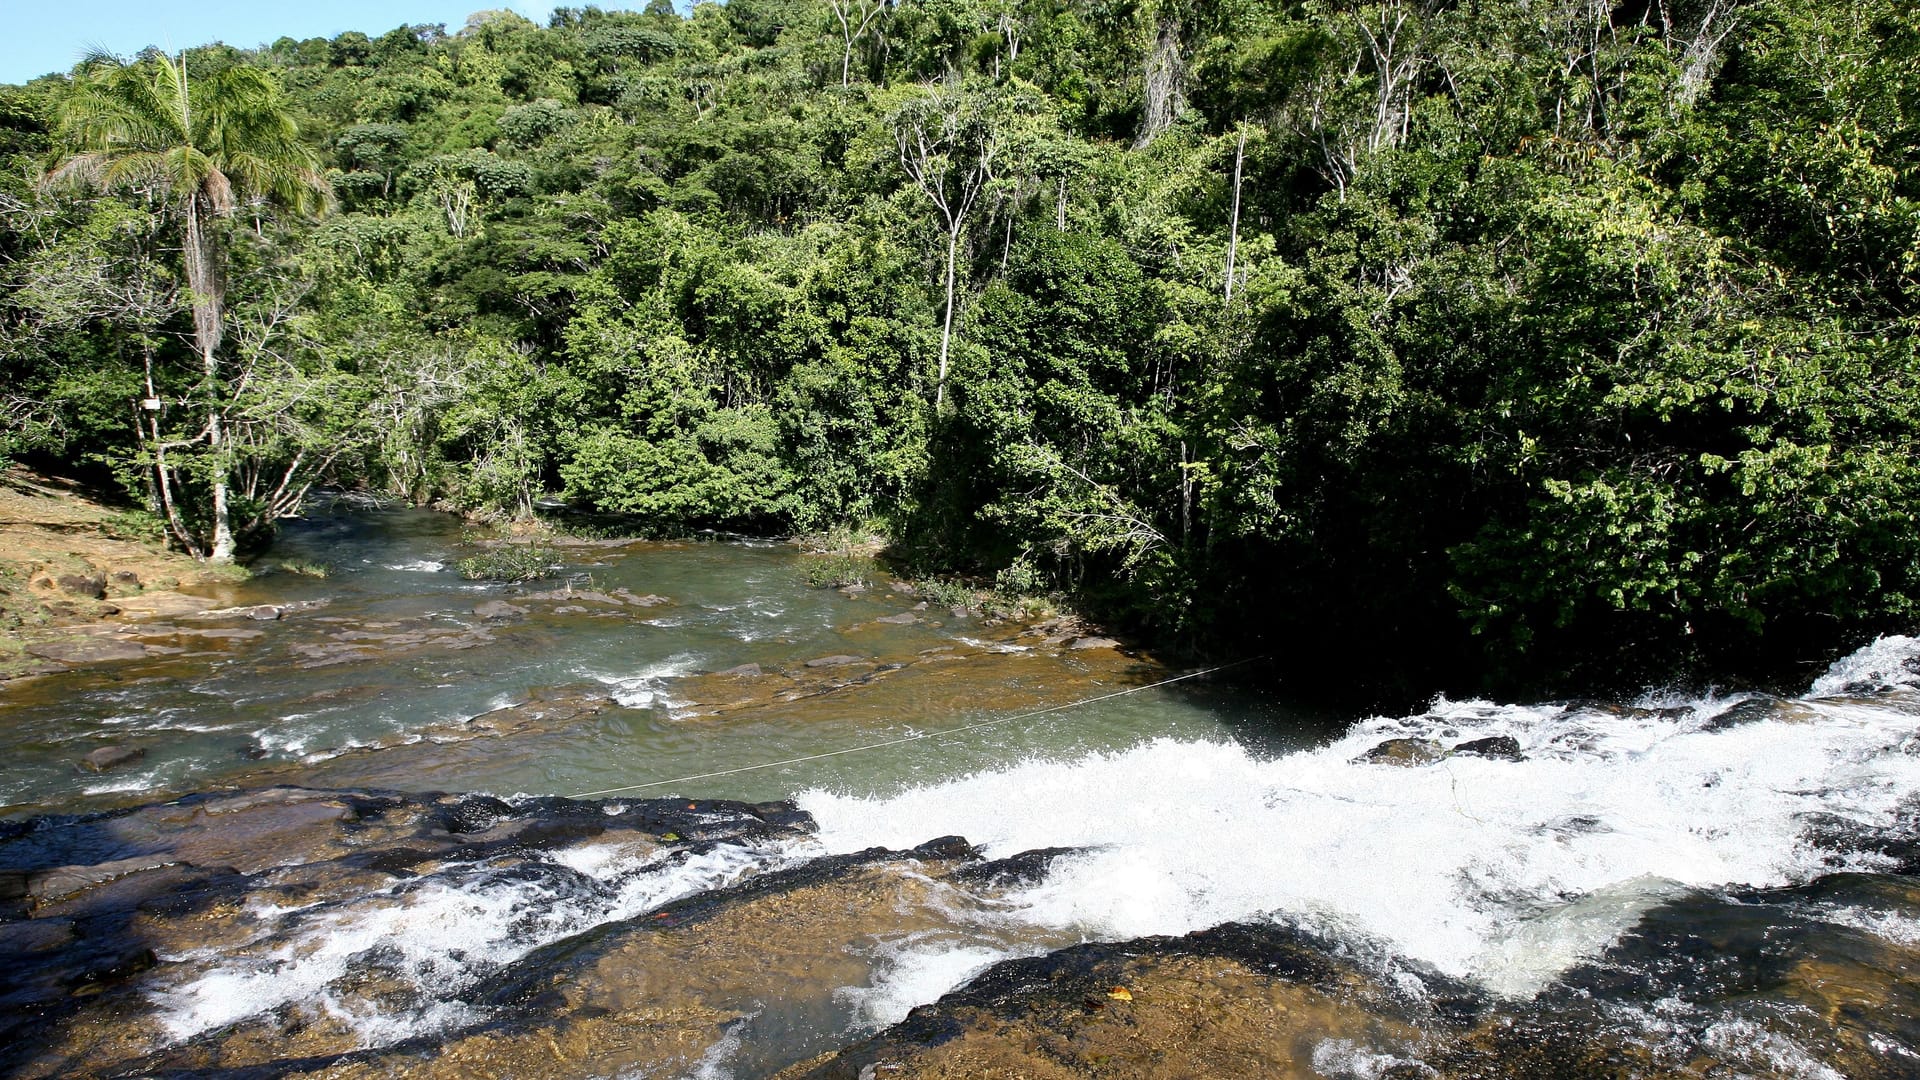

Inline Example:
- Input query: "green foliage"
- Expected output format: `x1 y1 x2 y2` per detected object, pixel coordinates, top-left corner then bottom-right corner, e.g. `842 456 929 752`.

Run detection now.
456 541 559 582
276 559 333 578
4 0 1919 695
801 552 877 588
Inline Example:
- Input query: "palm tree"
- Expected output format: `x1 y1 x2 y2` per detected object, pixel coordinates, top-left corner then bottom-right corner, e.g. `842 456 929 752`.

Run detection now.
48 51 331 562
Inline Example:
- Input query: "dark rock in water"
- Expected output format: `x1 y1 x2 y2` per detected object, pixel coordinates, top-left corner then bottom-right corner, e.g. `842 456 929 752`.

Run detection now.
804 654 865 668
1359 737 1445 766
247 605 282 621
716 663 763 677
1451 735 1525 761
26 638 147 664
438 794 516 835
471 599 529 621
911 835 981 861
953 846 1084 889
78 745 145 773
1700 695 1819 731
55 573 107 600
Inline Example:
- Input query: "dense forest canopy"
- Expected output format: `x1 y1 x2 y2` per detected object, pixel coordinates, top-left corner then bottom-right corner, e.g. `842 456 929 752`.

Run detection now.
1 0 1915 699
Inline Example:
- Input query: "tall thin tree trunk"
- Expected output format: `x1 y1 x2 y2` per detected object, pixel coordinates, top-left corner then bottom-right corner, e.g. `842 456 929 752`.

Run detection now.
1056 176 1067 230
1225 126 1246 301
936 224 959 410
184 195 235 563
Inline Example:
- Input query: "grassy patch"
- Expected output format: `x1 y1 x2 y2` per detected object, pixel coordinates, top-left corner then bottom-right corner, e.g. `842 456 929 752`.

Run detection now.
802 553 878 589
276 559 332 579
457 542 559 583
99 510 166 544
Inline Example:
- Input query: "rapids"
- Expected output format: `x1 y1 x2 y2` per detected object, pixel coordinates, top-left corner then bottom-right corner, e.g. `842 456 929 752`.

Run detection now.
2 506 1917 1078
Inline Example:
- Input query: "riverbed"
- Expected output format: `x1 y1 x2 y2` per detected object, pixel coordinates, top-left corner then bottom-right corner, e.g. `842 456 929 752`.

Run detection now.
1 506 1916 1078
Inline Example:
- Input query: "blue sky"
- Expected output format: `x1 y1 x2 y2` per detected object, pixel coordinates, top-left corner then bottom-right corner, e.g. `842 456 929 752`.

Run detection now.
1 2 596 85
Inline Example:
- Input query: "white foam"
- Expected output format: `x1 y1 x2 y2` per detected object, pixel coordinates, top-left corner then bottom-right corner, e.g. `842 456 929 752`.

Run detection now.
1814 904 1920 947
592 655 700 709
384 560 446 573
800 687 1920 998
838 941 1012 1030
152 839 800 1043
1809 634 1920 697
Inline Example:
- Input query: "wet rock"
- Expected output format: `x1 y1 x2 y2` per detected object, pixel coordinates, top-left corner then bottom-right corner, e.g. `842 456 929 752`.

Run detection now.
1359 738 1445 766
1067 636 1120 650
247 605 281 621
717 663 763 677
472 599 529 621
890 581 917 595
805 654 865 668
1701 695 1820 731
109 569 142 589
25 638 147 664
78 745 146 773
612 589 669 607
873 612 918 625
952 846 1083 889
0 787 824 1078
438 794 516 835
841 583 868 596
786 922 1473 1080
55 573 107 600
1451 735 1525 761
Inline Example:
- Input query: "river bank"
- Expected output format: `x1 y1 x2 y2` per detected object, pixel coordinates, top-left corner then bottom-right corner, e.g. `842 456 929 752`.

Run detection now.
0 469 258 682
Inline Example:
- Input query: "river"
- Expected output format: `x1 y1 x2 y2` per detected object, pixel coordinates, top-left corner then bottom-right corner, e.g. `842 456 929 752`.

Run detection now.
1 506 1916 1078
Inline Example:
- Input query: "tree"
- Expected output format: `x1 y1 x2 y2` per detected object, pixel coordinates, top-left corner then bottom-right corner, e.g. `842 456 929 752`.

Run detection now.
892 78 1038 409
47 51 331 561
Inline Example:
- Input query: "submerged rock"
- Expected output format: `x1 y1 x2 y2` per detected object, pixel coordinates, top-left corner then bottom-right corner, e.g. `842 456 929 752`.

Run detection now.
26 638 147 664
78 745 145 773
472 599 529 621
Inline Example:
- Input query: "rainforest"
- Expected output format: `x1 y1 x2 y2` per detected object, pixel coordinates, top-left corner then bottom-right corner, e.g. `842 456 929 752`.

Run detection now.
1 0 1914 700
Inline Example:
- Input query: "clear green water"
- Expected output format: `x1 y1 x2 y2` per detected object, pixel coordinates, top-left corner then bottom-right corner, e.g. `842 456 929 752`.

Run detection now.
0 507 1318 815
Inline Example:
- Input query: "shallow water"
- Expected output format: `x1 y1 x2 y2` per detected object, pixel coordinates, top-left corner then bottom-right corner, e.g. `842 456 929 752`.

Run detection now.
3 508 1918 1079
0 507 1300 813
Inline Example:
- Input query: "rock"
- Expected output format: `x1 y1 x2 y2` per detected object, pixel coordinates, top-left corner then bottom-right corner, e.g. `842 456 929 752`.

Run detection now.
110 570 142 588
247 605 282 621
110 591 221 618
889 581 918 595
716 663 763 677
54 572 108 600
79 745 146 773
472 599 529 621
1068 636 1121 650
608 588 668 607
841 584 868 597
805 654 865 668
873 612 917 625
1359 738 1445 766
26 638 148 664
1451 735 1525 761
912 601 929 611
